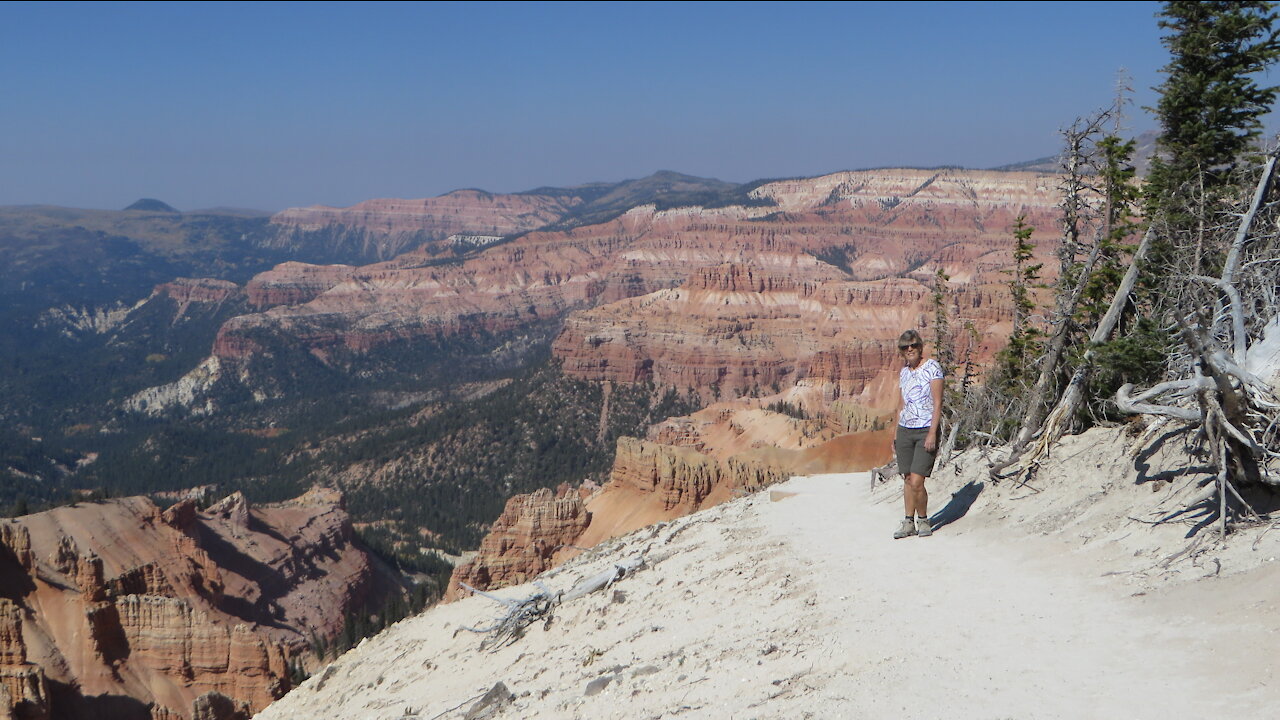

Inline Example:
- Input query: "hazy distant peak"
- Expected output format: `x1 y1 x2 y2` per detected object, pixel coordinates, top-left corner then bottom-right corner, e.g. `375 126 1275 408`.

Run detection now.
125 198 179 213
647 169 726 183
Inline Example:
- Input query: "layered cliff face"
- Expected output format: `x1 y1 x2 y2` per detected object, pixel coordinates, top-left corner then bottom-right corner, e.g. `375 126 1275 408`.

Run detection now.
242 263 355 310
0 488 395 720
267 190 581 261
448 377 909 598
0 525 50 720
576 434 796 542
552 168 1059 399
153 279 241 311
208 216 650 366
179 169 1057 403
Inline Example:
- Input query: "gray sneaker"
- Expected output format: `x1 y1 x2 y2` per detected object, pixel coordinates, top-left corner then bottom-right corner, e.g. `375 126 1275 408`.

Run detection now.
893 518 917 539
916 517 933 537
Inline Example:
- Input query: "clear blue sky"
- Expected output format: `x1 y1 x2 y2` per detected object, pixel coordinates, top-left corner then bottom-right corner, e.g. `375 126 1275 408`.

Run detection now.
0 1 1215 211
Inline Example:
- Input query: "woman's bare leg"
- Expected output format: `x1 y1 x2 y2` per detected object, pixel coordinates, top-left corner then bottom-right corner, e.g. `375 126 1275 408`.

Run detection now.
904 473 927 517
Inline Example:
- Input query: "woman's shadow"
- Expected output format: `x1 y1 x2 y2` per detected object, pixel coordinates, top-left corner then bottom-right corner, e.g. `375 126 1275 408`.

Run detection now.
930 481 984 531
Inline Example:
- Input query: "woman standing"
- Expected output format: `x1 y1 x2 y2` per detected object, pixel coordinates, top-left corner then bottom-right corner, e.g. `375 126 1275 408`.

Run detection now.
892 329 944 539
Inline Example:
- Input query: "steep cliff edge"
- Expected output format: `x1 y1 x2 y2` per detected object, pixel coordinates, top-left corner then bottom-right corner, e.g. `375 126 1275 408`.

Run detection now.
0 488 398 720
445 486 591 598
446 398 892 598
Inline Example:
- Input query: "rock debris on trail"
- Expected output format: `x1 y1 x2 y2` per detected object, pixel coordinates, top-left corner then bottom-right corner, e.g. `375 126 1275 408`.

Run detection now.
256 427 1280 719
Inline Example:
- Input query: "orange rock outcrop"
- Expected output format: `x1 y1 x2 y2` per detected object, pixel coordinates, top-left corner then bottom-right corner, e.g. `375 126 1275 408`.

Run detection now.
447 432 799 598
446 486 591 600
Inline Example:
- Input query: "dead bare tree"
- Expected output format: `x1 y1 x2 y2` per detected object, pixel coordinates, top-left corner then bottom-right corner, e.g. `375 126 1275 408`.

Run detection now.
1114 147 1280 536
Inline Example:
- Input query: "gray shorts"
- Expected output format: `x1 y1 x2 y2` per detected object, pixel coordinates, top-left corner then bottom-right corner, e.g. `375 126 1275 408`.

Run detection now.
895 425 937 478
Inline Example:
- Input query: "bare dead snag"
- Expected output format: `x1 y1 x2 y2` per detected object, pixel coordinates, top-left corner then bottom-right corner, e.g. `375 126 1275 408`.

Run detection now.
1222 147 1279 287
1110 151 1280 532
935 419 962 469
1115 380 1207 421
1002 150 1278 497
1187 275 1247 362
1218 440 1229 539
1089 226 1156 345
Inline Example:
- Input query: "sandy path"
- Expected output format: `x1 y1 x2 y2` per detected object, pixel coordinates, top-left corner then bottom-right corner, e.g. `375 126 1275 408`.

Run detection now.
774 473 1271 718
258 468 1280 719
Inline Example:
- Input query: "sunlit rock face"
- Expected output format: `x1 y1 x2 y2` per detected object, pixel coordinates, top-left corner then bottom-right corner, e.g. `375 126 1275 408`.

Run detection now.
204 169 1058 389
446 431 801 598
0 488 396 719
553 168 1058 400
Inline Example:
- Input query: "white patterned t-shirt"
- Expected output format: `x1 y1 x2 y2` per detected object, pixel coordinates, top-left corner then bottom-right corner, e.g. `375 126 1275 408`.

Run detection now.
898 358 943 429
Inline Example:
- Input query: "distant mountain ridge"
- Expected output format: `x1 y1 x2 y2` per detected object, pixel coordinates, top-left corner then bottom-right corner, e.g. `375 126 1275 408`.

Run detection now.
524 170 768 229
124 198 179 213
988 129 1160 175
265 171 768 263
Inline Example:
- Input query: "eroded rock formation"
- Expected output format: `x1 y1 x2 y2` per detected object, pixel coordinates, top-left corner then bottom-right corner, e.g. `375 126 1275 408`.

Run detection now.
0 488 397 719
390 169 1061 599
243 263 355 310
154 278 242 313
445 486 591 600
161 169 1054 409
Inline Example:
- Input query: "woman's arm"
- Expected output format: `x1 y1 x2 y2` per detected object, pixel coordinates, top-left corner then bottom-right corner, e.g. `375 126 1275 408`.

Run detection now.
925 376 943 451
890 373 904 453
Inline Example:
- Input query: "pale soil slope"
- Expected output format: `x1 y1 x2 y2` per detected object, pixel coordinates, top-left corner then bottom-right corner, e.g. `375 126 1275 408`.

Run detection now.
256 427 1280 719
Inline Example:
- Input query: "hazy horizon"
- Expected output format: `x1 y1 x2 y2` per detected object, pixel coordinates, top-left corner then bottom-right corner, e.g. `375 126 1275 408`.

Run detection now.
1 1 1248 212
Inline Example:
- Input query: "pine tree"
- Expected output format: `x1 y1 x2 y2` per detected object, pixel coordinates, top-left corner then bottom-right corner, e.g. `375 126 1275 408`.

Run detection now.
930 268 954 377
1146 1 1280 277
1002 215 1043 379
1079 134 1141 326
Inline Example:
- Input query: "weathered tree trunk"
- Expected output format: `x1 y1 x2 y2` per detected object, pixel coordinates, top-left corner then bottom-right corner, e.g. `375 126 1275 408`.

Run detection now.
1013 243 1103 448
1088 226 1155 346
1222 148 1278 286
1187 275 1247 362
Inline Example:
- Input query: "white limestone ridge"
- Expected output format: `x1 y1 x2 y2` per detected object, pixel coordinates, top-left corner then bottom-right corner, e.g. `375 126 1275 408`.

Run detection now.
124 356 224 416
36 299 147 337
448 234 504 248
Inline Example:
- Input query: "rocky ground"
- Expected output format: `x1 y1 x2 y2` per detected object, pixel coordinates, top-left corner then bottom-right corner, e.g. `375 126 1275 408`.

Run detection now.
256 425 1280 719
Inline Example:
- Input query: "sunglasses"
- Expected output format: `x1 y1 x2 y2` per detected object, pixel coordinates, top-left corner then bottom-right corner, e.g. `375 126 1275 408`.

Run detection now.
898 342 923 351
